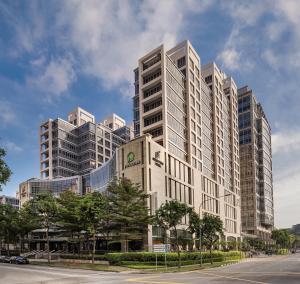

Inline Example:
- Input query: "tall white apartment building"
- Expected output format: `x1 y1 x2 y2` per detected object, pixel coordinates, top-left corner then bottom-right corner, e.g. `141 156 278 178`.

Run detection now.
133 40 241 241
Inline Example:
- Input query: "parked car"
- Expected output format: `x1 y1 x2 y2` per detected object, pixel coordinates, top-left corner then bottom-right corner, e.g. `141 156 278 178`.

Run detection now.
265 249 273 256
10 256 29 264
9 256 17 263
0 256 11 263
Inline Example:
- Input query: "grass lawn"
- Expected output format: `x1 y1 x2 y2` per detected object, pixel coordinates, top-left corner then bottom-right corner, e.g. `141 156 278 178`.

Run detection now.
124 259 241 272
30 258 241 273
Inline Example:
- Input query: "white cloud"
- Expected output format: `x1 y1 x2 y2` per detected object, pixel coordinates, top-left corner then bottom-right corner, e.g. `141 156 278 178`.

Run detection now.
261 49 279 69
272 128 300 227
222 1 268 27
217 48 241 71
30 55 46 67
2 0 213 99
0 101 16 126
1 140 23 153
216 28 254 71
55 0 212 97
272 129 300 155
274 170 300 228
0 1 45 57
27 57 76 101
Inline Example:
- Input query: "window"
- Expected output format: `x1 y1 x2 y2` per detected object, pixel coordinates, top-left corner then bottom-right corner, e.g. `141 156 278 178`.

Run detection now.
188 188 193 205
205 75 212 84
144 112 162 127
146 127 163 138
190 83 195 94
238 95 251 112
144 98 162 113
177 56 186 68
239 112 251 129
239 129 251 145
143 53 161 70
189 70 194 82
143 83 162 99
189 58 194 70
143 69 161 84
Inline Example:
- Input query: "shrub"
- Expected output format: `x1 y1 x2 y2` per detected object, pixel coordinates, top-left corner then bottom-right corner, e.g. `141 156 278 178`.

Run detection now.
276 249 289 255
60 254 106 261
104 251 243 265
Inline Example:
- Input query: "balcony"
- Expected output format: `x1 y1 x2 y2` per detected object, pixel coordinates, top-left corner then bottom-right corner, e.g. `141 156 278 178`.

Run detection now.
143 69 161 85
143 83 162 99
143 53 161 71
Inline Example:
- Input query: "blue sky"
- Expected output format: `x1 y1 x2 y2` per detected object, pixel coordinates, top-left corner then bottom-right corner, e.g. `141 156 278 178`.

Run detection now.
1 0 300 228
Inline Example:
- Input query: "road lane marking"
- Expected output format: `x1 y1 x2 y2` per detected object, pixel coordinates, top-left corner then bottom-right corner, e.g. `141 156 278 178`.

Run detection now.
127 276 183 284
220 271 300 276
195 271 268 284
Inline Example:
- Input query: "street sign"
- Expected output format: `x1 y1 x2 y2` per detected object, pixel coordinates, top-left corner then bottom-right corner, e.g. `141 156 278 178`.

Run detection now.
153 244 170 253
153 244 170 271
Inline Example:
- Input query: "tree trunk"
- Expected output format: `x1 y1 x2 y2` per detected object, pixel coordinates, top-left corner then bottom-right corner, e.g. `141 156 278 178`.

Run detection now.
87 233 90 255
106 232 110 252
46 226 50 264
92 229 96 265
210 245 213 264
78 234 81 256
6 240 10 257
175 229 181 268
19 235 23 254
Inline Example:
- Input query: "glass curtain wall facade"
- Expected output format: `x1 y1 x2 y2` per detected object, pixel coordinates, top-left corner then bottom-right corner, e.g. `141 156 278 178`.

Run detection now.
238 86 274 240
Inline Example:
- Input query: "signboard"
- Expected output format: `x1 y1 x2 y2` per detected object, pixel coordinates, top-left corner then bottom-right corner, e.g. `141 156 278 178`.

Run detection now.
125 151 141 168
153 244 170 253
127 152 135 163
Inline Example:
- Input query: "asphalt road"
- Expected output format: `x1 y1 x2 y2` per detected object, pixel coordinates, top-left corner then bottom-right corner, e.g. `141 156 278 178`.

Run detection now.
1 253 300 284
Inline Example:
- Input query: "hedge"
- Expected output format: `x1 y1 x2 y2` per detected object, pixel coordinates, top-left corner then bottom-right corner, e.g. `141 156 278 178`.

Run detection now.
276 249 289 255
60 254 106 261
105 251 243 265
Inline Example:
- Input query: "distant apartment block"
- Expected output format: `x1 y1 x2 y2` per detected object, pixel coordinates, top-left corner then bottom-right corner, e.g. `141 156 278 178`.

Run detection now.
0 195 19 209
238 86 274 240
40 107 132 179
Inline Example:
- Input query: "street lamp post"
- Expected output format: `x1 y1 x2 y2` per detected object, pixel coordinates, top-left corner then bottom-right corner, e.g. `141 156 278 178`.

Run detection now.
198 193 231 266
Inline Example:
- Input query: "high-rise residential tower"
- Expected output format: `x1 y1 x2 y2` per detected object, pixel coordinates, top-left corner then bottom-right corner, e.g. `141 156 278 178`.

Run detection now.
133 40 241 241
238 86 274 240
39 107 131 179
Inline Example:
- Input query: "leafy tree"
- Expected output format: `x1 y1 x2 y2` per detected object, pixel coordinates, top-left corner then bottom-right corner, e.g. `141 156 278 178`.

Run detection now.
188 210 202 250
241 237 266 251
288 234 297 249
25 192 59 264
107 178 151 253
0 147 12 191
201 213 224 263
57 191 84 254
17 204 40 253
77 192 107 264
153 200 191 267
0 204 19 255
271 229 290 248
